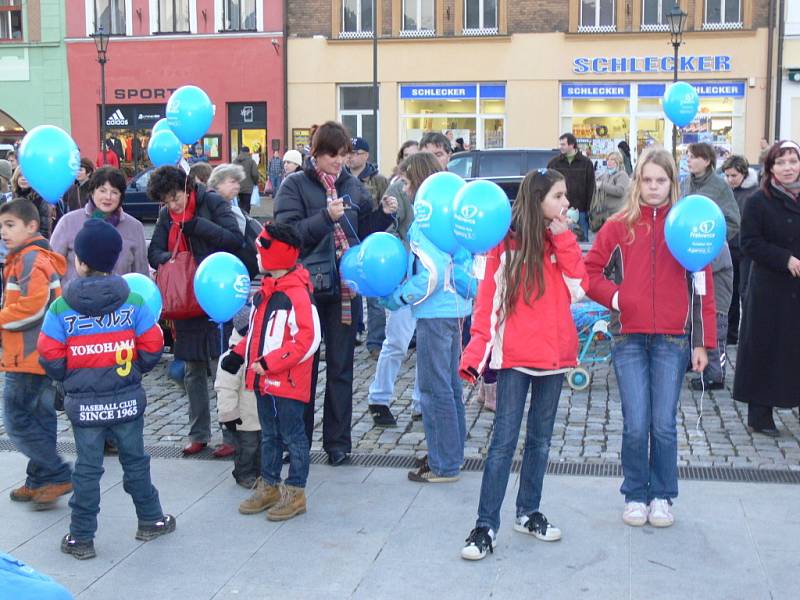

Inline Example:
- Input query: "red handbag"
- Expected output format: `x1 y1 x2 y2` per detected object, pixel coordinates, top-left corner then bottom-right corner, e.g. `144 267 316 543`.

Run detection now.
155 238 204 321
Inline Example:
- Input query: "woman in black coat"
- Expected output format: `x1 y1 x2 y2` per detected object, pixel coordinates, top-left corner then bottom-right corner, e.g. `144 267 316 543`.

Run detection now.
733 141 800 436
147 166 245 455
274 121 396 465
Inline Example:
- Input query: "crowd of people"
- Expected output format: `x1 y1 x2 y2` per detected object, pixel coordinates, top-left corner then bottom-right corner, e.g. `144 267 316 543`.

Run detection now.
1 123 798 564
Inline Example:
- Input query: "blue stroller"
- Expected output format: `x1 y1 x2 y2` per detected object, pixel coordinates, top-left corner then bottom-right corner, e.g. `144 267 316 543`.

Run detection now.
567 300 612 390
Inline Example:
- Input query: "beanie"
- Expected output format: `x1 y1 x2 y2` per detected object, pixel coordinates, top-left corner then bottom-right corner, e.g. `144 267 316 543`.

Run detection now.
74 219 123 273
257 224 301 271
0 159 11 181
282 149 303 167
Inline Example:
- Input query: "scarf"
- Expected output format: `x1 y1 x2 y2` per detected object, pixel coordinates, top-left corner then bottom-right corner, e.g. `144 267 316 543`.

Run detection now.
167 191 197 254
314 165 355 324
89 199 121 227
772 181 800 202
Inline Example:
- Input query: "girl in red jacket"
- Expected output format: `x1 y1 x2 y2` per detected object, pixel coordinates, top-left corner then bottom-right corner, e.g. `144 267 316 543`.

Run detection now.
459 169 588 561
585 147 716 529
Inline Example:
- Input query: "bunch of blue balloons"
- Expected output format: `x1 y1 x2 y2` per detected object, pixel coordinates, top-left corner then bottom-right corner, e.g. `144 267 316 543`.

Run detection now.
148 85 215 167
340 233 408 297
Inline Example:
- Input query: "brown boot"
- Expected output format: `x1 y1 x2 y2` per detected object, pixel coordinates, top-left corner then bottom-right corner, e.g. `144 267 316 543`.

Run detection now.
238 477 281 514
10 485 38 503
32 482 73 510
266 485 307 522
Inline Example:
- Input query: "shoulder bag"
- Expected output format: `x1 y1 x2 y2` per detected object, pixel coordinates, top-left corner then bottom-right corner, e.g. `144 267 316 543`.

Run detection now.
155 233 205 320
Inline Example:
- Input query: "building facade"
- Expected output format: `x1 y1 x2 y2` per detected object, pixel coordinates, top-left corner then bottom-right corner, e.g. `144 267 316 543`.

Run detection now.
0 0 71 145
66 0 285 174
780 0 800 142
287 0 773 172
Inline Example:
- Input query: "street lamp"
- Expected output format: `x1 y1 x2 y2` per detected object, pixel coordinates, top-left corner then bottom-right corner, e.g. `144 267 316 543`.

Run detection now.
666 2 688 160
90 26 111 160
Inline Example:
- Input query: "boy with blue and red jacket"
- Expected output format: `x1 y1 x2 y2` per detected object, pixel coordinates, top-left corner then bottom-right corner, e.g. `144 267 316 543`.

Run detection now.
38 220 175 560
221 222 321 522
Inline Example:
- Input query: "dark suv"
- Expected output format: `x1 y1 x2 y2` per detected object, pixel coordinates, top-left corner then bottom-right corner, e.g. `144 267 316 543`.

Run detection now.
448 148 560 200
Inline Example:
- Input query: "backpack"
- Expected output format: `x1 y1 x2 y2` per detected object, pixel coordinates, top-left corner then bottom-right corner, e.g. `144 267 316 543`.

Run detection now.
235 214 262 279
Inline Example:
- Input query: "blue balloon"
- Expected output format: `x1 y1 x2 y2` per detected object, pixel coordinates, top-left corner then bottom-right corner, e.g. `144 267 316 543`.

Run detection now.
662 82 700 128
147 130 183 167
151 118 172 137
414 171 466 254
357 232 408 296
664 194 727 272
452 180 512 254
340 246 379 297
122 273 162 323
193 252 250 322
18 125 80 204
166 85 214 145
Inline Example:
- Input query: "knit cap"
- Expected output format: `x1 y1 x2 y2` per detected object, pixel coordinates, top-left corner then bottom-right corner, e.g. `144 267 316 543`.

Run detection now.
74 219 122 273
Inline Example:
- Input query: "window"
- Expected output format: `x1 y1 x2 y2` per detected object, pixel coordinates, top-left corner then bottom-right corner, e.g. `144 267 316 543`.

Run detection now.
338 85 378 162
401 0 435 37
641 0 668 31
704 0 741 30
464 0 497 35
95 0 127 35
158 0 190 33
579 0 615 33
223 0 256 31
0 0 23 40
341 0 373 39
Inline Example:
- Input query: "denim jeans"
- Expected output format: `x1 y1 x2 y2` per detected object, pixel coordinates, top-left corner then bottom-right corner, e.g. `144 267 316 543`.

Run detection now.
184 358 234 446
416 318 466 477
70 416 164 540
3 373 71 489
704 312 728 384
368 305 420 412
578 211 590 242
257 391 310 488
366 297 387 351
476 370 564 532
612 334 690 503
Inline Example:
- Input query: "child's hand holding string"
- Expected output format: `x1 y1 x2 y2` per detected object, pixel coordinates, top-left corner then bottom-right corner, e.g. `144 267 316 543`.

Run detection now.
691 347 708 373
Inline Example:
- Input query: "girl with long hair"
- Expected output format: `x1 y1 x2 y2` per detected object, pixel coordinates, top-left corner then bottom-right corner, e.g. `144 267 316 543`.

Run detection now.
585 148 716 529
459 168 588 561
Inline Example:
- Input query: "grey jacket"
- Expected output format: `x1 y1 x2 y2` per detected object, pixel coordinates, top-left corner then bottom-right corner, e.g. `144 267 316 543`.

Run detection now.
589 169 630 230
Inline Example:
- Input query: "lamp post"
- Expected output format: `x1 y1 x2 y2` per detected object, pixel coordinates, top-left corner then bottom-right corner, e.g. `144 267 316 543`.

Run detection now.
90 26 111 160
666 2 688 161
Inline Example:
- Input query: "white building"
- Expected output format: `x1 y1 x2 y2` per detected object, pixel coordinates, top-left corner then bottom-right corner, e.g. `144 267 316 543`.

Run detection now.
780 1 800 141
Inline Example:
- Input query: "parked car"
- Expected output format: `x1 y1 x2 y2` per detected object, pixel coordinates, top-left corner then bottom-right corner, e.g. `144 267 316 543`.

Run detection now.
448 148 560 200
124 167 161 222
0 144 14 160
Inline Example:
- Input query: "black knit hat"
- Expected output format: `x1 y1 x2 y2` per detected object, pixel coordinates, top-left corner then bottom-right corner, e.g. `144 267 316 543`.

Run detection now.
74 219 122 273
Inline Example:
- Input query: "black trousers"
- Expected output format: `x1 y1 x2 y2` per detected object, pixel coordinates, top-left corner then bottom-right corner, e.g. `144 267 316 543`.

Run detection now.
237 191 251 214
728 248 741 342
303 298 357 454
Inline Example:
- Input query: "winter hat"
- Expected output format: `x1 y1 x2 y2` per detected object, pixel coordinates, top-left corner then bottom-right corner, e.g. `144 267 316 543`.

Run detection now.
0 159 11 181
282 149 303 167
351 137 369 153
74 219 122 273
257 222 301 271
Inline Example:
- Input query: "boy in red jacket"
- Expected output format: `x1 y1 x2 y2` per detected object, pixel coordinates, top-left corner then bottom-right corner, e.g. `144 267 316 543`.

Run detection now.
221 223 321 521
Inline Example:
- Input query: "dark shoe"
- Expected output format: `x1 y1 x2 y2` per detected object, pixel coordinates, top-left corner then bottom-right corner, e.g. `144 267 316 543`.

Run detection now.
368 347 382 360
104 439 118 455
136 514 177 541
411 410 423 422
748 426 781 438
61 534 96 560
327 451 349 466
182 442 207 456
407 461 459 483
10 484 37 503
212 443 236 458
369 404 397 427
355 331 366 347
236 476 258 490
32 481 73 511
689 378 724 391
726 335 738 346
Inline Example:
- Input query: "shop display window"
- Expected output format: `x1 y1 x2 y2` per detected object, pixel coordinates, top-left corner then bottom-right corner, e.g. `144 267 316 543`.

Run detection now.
561 98 630 160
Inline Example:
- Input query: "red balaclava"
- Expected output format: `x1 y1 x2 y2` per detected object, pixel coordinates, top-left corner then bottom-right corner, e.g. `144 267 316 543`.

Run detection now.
257 226 300 271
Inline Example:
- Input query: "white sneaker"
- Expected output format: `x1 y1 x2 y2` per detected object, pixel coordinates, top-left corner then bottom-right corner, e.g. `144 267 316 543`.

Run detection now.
461 527 496 561
647 499 674 528
513 512 562 541
622 502 648 527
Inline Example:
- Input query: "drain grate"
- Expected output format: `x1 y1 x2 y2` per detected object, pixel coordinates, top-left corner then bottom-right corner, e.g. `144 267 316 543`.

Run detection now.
2 439 799 485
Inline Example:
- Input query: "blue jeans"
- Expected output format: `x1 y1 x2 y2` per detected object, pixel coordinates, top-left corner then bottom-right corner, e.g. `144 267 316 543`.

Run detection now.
366 297 387 351
257 391 309 488
70 416 163 540
612 334 690 503
368 305 420 412
578 211 590 242
416 318 466 477
269 176 282 194
3 373 71 489
476 370 563 532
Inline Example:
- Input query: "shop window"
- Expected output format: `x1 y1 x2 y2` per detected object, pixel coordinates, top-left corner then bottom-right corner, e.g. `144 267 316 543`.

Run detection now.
0 0 22 40
222 0 256 31
341 0 373 39
464 0 497 36
339 85 378 161
158 0 190 33
641 0 669 31
401 0 435 37
95 0 127 35
704 0 742 30
579 0 615 33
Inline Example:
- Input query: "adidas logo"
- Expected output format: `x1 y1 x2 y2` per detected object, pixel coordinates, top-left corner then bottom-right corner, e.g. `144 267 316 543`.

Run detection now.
106 109 128 126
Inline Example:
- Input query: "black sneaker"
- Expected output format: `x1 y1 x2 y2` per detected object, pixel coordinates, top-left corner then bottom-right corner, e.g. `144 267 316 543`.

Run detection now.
461 527 495 560
513 511 562 541
61 534 96 560
369 404 397 427
135 514 177 541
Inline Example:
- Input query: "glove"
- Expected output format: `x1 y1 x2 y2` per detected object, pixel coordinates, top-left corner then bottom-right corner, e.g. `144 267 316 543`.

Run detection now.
221 418 243 432
459 365 480 384
220 352 245 374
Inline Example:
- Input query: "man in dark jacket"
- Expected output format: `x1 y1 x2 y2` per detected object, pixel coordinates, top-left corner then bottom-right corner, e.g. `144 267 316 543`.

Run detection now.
234 146 260 214
547 133 595 241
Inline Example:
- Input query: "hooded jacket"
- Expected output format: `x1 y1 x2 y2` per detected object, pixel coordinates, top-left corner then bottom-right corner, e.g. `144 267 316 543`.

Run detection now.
37 275 163 427
0 236 66 374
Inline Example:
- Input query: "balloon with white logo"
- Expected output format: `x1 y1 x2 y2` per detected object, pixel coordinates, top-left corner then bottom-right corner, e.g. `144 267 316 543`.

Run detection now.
193 252 250 322
18 125 80 205
166 85 215 145
147 129 183 167
451 179 512 254
662 82 700 128
414 171 466 254
664 194 726 272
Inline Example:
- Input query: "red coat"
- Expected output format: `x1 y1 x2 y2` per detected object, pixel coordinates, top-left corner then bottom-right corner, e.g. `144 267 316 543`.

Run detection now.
95 149 119 168
460 229 589 376
234 267 321 402
584 204 717 348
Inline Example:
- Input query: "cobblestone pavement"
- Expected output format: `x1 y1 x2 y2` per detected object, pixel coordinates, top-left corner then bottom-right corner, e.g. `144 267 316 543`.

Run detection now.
2 342 800 470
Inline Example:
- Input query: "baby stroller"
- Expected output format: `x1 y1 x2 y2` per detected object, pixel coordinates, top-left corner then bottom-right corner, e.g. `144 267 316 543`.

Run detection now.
567 300 612 390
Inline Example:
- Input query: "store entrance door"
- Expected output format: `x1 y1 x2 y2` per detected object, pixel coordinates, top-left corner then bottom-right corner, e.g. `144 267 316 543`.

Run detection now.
228 103 267 176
